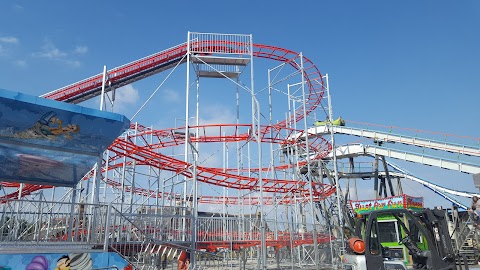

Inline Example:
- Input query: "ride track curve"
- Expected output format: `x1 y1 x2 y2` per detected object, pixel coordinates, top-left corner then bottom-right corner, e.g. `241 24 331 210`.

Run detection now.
1 40 337 202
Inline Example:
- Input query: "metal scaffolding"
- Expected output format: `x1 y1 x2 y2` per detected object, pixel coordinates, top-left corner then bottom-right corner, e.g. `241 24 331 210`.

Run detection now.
2 31 479 270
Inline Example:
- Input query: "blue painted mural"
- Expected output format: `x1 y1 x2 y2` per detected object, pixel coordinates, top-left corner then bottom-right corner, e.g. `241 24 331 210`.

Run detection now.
0 252 131 270
0 89 130 186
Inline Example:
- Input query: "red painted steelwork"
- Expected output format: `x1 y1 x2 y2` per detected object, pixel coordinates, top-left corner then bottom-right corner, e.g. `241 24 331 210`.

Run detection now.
2 39 330 202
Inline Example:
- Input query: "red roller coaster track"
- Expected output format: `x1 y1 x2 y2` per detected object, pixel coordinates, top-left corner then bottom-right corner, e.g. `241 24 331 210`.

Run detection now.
2 39 333 202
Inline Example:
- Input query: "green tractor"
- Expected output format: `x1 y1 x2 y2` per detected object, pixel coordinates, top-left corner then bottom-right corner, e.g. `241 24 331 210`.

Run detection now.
343 195 469 269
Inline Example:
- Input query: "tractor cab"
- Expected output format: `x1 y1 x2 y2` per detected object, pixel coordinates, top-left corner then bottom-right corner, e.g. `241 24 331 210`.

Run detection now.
343 195 469 270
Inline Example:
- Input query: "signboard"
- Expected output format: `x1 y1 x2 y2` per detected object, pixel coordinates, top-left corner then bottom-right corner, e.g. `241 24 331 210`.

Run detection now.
0 88 130 186
350 195 424 214
405 195 424 211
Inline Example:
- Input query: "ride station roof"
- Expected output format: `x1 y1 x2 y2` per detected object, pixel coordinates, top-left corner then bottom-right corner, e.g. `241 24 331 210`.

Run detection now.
0 88 130 187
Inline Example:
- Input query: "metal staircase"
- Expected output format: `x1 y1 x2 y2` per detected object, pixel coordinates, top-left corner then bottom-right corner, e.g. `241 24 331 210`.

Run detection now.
452 215 480 265
458 227 479 264
0 199 222 269
103 204 223 269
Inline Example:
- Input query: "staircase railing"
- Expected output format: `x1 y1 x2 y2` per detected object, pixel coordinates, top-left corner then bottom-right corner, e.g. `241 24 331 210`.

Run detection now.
454 215 474 251
0 198 107 249
0 199 222 269
450 212 480 265
103 204 223 269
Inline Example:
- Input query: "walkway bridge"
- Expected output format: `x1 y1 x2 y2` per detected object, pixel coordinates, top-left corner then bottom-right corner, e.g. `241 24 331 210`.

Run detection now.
327 143 479 174
306 125 479 157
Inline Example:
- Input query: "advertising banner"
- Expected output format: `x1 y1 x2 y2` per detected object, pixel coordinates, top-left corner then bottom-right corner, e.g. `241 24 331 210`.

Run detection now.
350 195 424 214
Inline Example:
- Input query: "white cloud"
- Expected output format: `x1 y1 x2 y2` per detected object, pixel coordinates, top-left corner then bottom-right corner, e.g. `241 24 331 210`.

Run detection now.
64 60 81 68
13 4 24 10
0 36 19 56
200 104 237 125
32 39 85 67
13 59 27 68
73 46 88 55
113 84 140 112
32 40 67 59
194 104 240 138
163 88 180 103
0 37 19 44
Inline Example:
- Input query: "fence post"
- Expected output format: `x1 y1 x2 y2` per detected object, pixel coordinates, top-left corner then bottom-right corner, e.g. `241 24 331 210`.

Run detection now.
103 203 112 251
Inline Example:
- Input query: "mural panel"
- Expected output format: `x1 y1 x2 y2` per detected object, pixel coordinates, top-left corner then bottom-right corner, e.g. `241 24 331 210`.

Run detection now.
0 252 130 270
0 89 130 186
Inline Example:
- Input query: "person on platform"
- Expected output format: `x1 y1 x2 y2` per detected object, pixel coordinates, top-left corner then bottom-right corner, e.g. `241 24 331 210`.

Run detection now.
470 196 480 227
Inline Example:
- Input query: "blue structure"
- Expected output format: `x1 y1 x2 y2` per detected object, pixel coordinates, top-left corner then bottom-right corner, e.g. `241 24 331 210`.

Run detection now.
0 252 131 270
0 89 130 186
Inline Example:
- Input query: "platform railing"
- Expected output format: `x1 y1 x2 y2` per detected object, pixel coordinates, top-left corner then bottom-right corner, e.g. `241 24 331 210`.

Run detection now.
189 32 251 55
0 199 223 268
0 198 108 247
0 199 192 248
108 203 191 242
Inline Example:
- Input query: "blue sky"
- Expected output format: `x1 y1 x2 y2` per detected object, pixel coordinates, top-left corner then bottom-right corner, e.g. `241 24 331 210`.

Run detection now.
0 1 479 208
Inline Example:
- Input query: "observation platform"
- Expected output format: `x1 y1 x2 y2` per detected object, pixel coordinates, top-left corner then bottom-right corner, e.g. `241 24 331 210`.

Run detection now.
192 55 249 79
0 88 130 186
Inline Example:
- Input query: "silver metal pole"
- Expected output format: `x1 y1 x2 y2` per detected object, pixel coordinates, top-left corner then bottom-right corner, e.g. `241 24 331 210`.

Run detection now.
191 76 200 266
299 53 319 268
68 187 78 241
92 158 102 205
326 73 345 263
268 67 279 245
248 33 266 270
291 97 303 267
99 65 107 111
102 150 109 203
103 203 112 251
191 153 198 266
183 31 192 242
286 86 295 270
88 158 102 242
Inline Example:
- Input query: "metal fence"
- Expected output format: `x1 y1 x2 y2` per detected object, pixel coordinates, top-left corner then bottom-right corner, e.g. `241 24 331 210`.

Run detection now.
0 198 107 246
0 199 222 269
0 199 333 269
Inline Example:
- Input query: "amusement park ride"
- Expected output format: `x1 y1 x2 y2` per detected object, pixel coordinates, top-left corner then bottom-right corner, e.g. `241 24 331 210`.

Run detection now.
0 32 479 269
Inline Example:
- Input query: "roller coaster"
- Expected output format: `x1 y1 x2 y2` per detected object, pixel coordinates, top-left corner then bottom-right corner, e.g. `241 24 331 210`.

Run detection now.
0 32 479 269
